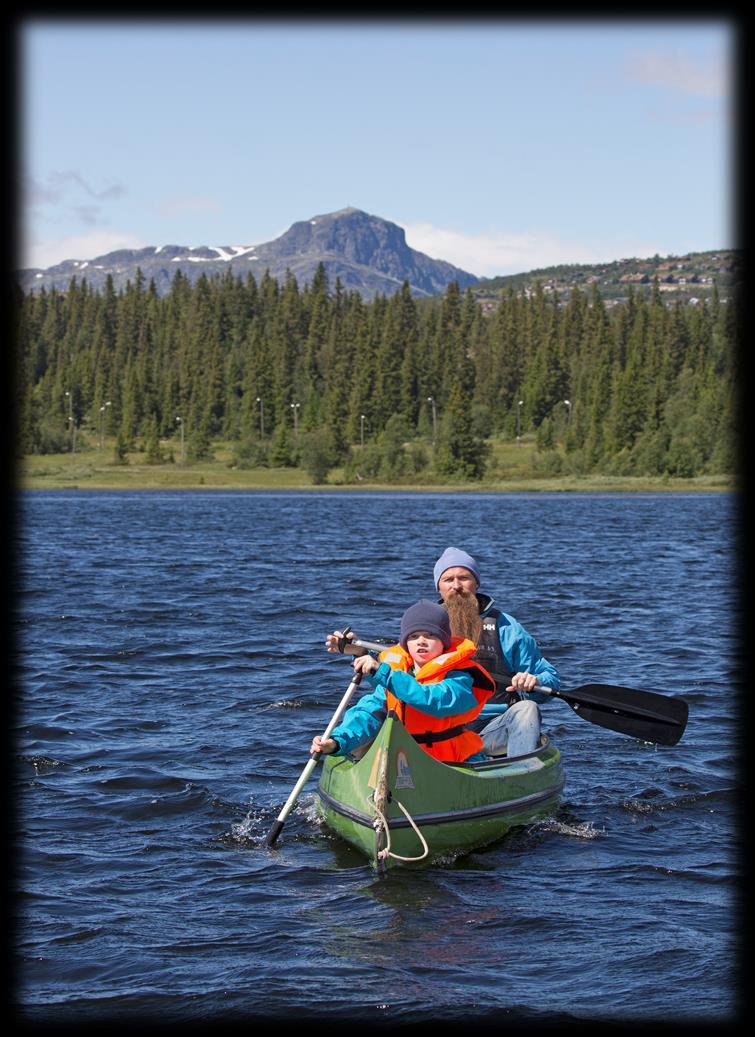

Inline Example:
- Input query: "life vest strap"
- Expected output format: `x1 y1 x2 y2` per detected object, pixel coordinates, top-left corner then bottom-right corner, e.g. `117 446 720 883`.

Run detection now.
412 723 469 746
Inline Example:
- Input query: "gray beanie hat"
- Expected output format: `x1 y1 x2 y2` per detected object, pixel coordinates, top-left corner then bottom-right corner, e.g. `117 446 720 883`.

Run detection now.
399 599 452 650
433 547 481 589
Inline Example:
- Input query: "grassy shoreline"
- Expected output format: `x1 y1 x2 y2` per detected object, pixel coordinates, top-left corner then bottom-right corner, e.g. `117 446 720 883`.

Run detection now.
17 440 735 494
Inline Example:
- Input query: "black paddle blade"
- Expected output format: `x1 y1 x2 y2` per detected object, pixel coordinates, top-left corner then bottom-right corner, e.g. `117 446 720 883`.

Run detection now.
558 684 689 746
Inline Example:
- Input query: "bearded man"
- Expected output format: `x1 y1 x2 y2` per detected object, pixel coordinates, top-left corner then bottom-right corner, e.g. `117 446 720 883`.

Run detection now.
325 547 559 758
433 546 559 757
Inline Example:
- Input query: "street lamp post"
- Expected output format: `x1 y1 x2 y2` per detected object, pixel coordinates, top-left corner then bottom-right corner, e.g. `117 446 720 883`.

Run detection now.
176 416 184 464
98 401 111 450
64 391 73 452
290 402 300 435
563 399 571 423
516 400 524 447
360 414 366 449
427 396 437 448
256 396 265 439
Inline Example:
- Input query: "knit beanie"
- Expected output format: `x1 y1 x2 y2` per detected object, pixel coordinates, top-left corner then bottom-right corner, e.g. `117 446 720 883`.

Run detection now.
399 599 452 650
433 547 481 589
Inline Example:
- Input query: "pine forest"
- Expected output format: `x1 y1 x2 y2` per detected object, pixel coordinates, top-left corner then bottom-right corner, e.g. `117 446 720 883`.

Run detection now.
14 263 738 484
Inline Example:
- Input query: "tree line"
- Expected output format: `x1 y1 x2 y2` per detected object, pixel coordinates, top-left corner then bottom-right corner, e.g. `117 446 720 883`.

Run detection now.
14 262 738 481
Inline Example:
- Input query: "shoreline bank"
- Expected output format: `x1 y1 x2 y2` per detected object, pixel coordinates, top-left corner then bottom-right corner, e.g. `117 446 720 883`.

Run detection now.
17 455 734 495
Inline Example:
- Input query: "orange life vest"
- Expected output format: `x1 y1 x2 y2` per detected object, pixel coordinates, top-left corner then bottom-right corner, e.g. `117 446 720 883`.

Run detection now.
377 637 494 763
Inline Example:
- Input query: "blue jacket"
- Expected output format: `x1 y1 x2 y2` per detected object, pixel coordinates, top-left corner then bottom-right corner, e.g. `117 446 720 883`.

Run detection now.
478 593 560 702
329 661 479 758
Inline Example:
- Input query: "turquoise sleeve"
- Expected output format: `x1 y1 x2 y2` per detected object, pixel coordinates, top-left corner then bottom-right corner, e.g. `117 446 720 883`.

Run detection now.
379 667 478 717
329 686 387 755
498 613 560 696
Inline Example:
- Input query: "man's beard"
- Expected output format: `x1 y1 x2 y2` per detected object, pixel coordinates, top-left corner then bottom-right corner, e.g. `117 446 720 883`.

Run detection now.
444 590 482 643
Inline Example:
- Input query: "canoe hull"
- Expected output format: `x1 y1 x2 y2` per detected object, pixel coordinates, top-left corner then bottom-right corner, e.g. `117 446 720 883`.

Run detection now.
315 714 563 871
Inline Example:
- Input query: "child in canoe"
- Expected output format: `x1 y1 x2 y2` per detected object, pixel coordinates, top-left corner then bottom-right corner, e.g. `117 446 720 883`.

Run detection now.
311 599 495 764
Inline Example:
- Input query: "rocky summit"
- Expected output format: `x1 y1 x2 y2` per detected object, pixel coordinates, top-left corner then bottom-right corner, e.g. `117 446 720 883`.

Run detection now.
17 207 479 300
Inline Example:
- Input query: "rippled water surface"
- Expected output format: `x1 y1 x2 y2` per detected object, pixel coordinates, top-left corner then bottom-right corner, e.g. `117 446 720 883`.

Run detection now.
14 491 742 1025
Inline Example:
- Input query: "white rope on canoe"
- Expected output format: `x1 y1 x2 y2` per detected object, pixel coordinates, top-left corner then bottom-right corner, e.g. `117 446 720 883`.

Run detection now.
373 798 429 863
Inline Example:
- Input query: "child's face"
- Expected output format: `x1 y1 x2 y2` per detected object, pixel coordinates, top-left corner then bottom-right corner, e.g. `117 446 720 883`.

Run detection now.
406 631 445 666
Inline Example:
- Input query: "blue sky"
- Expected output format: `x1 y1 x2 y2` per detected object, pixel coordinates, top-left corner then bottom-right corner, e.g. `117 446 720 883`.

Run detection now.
20 17 734 277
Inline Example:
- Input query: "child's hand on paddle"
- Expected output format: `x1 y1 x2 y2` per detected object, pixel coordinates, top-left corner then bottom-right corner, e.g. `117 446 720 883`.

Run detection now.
352 654 379 675
311 735 337 755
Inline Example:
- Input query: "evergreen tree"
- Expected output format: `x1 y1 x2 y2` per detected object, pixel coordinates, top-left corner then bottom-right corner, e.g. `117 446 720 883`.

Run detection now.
144 414 164 464
186 412 214 462
435 382 488 479
268 415 295 467
113 429 129 465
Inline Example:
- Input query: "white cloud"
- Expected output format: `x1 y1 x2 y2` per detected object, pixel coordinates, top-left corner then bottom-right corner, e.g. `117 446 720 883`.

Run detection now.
402 222 662 279
22 229 147 270
25 170 127 206
625 49 728 99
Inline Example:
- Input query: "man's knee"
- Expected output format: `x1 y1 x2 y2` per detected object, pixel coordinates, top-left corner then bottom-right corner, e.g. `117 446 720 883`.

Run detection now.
510 699 539 722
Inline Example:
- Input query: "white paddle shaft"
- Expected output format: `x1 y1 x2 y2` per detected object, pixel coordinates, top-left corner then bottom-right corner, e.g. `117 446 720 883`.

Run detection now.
271 671 363 826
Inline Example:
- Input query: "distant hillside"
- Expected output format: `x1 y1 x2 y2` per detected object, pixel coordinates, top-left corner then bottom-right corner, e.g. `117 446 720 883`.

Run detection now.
16 207 479 301
472 248 741 308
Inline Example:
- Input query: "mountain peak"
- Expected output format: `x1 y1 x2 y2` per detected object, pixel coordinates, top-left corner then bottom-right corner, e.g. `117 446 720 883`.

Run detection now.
327 206 365 217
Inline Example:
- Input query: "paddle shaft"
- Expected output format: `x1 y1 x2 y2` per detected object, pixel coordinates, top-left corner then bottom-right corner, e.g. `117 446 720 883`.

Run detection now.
478 683 682 723
265 669 364 847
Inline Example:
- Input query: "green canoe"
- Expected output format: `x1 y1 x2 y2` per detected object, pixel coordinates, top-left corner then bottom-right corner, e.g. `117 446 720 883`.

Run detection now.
315 713 564 872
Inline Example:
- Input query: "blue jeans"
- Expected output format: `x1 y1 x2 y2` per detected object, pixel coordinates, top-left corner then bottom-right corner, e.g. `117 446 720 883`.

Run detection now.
480 699 541 757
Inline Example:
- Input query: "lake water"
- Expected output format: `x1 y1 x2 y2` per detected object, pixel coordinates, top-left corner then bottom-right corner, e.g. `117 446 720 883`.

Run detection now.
13 490 742 1025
